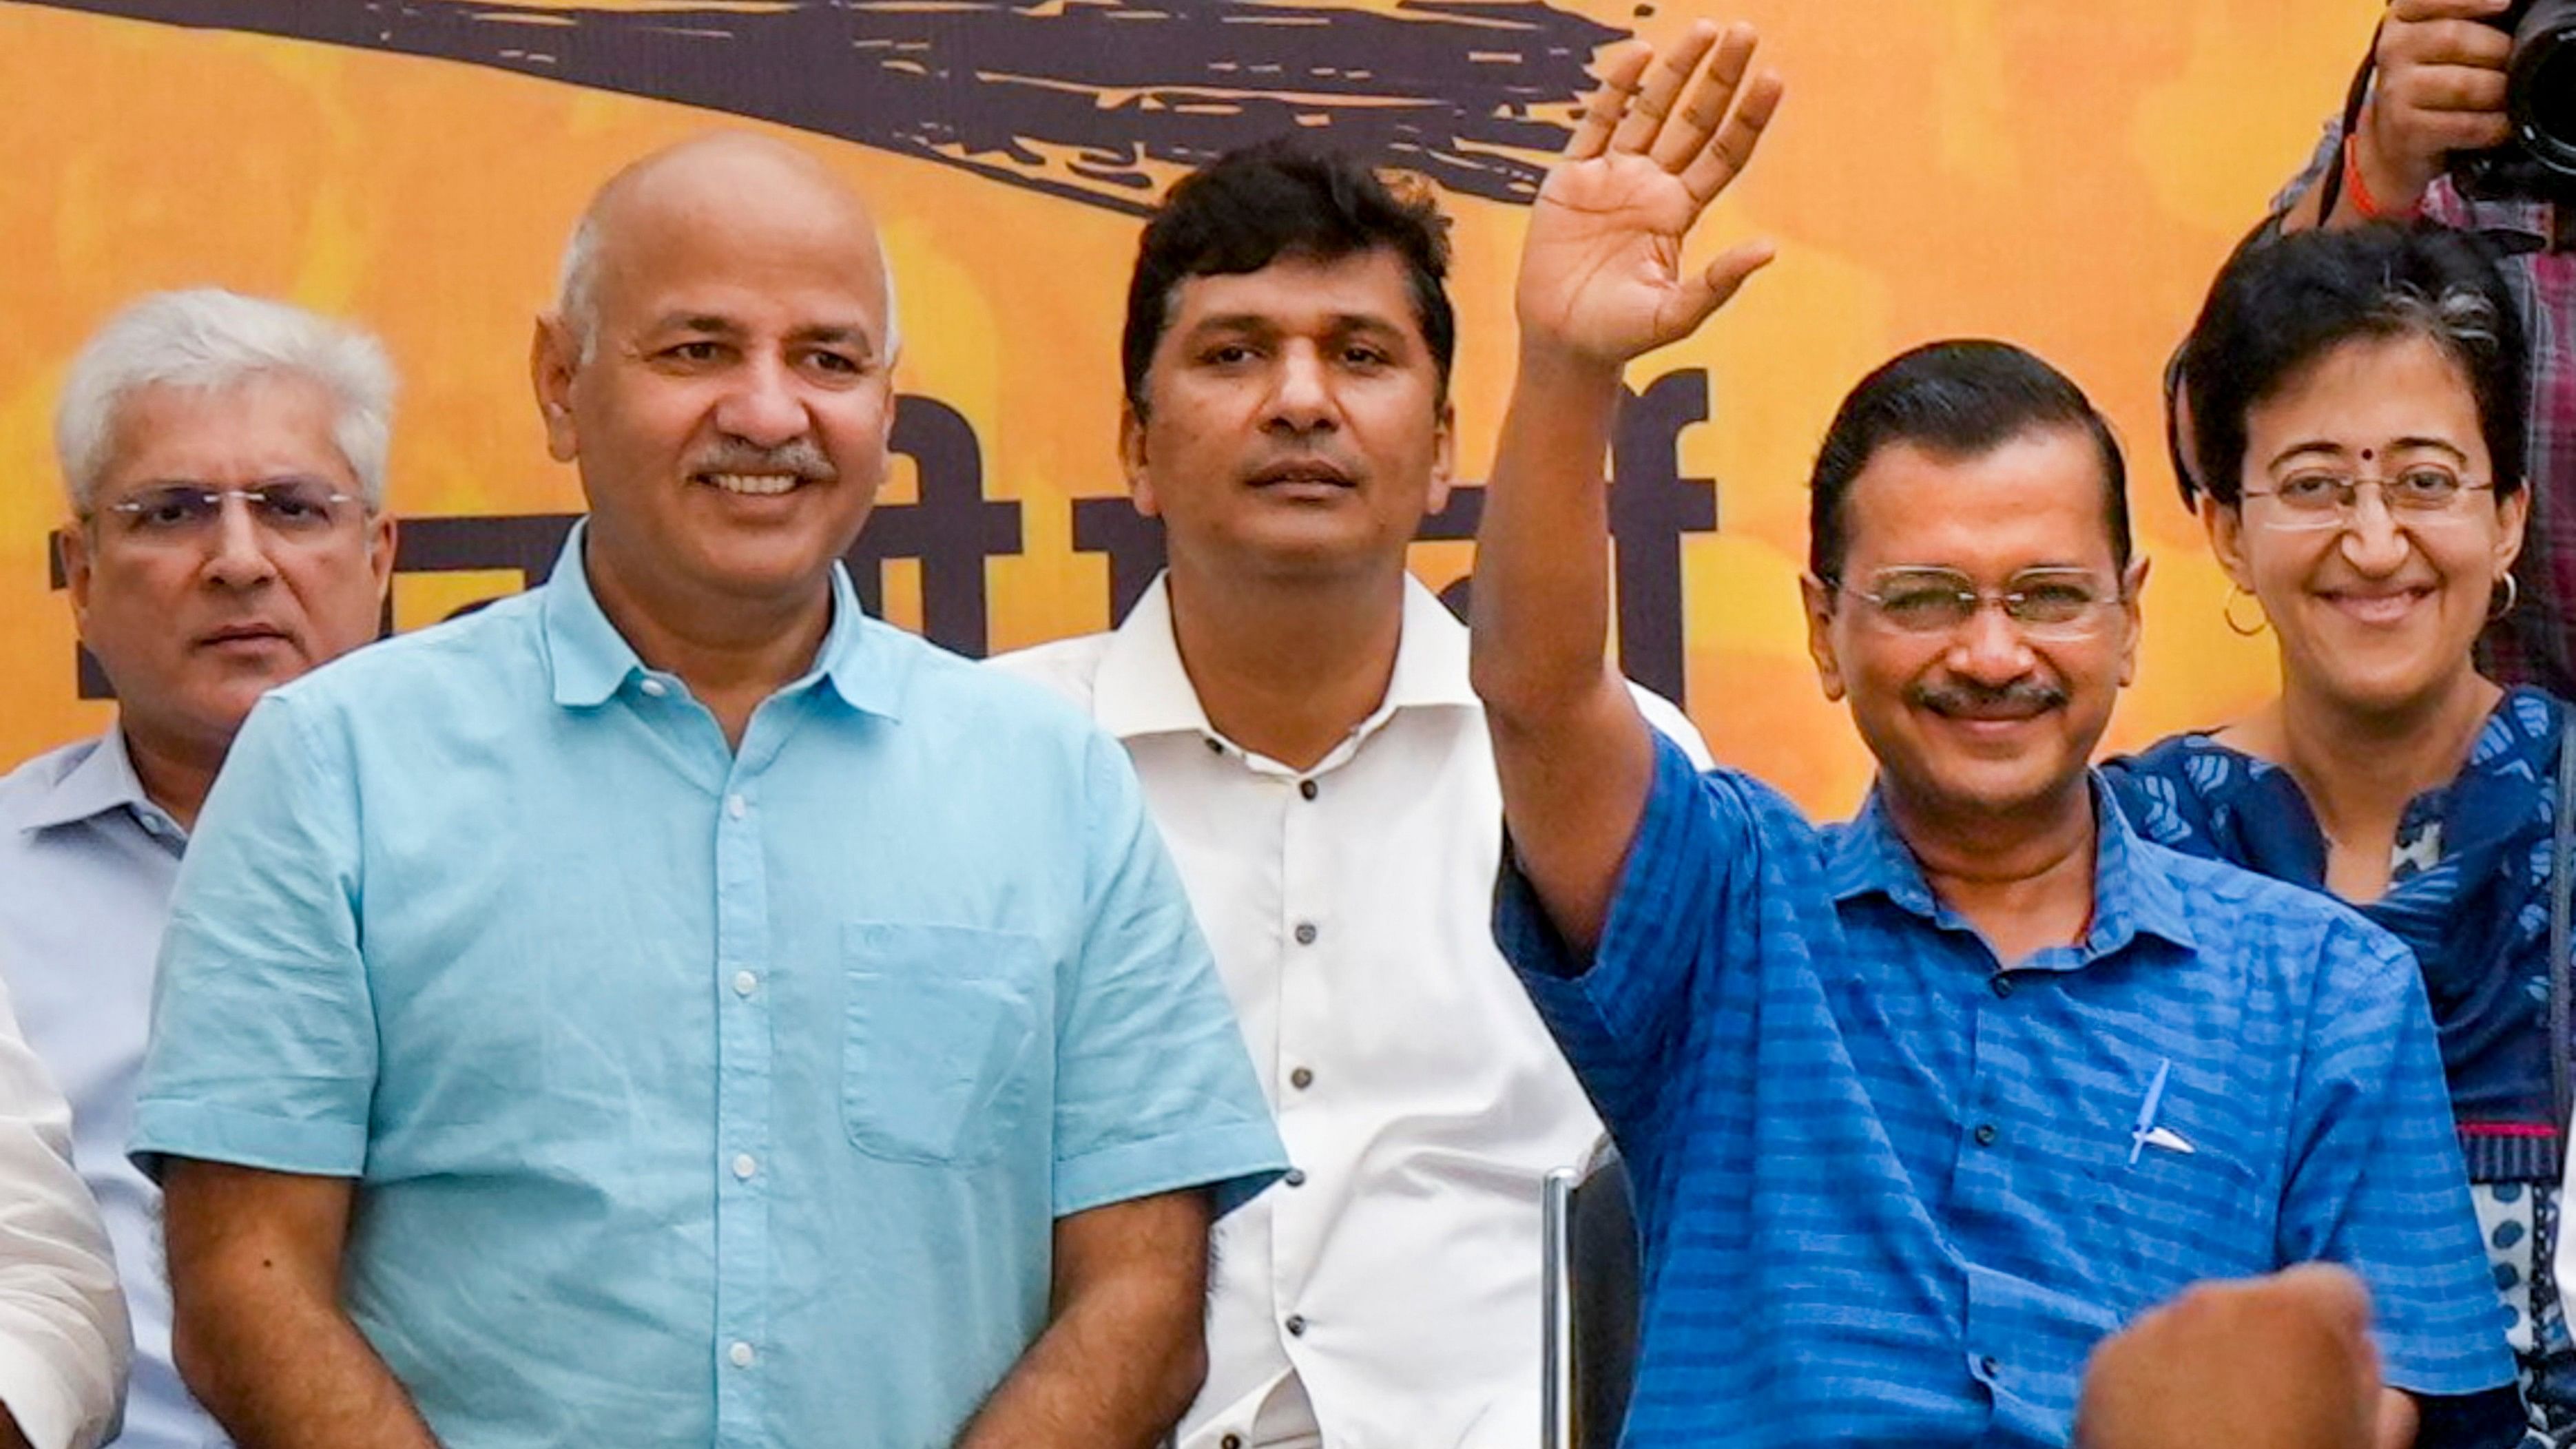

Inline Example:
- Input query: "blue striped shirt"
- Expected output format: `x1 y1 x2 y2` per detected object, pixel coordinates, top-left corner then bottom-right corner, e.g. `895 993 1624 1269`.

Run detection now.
1497 734 2511 1446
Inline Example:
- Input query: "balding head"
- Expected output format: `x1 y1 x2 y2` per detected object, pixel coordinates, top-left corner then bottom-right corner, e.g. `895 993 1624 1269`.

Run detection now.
552 132 901 364
530 130 902 637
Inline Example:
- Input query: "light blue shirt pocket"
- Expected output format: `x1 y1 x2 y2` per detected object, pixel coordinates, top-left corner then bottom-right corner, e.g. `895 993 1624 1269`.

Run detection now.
841 923 1048 1167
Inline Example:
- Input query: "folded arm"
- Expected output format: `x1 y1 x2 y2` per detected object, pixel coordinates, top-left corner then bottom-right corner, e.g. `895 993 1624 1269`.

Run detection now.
163 1160 440 1449
953 1187 1213 1448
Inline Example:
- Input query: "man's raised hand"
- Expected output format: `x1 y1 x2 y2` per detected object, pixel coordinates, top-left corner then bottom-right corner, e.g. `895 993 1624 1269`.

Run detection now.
1516 21 1784 368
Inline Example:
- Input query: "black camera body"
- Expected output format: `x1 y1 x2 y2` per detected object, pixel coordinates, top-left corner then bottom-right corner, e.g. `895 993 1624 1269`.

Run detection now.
2453 0 2576 202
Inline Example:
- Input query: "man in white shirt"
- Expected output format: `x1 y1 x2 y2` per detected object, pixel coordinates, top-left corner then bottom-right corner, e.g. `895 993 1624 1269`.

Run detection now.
0 969 127 1449
0 289 396 1448
994 140 1706 1449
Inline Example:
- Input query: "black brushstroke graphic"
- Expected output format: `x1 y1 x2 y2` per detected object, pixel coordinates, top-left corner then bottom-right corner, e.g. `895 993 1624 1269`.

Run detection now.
10 0 1623 213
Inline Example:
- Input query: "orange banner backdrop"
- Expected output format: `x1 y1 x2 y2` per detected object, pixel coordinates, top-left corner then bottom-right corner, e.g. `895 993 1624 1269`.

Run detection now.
0 1 2373 814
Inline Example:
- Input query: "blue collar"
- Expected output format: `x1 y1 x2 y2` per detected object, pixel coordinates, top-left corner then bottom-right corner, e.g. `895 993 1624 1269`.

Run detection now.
19 727 154 832
1825 773 2197 967
538 520 905 719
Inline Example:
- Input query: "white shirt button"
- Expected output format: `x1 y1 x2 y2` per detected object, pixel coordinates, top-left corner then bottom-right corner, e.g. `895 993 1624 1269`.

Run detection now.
725 793 748 820
638 678 668 698
733 970 758 998
729 1341 756 1368
732 1154 758 1180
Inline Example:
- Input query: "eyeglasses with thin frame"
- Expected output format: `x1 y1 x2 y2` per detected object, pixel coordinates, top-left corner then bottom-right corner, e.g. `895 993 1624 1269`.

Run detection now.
93 479 365 546
1825 565 2128 641
2239 463 2495 532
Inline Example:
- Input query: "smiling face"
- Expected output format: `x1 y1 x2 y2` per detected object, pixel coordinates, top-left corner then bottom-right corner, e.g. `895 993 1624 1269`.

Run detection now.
1805 426 2143 833
61 372 393 759
1123 247 1453 586
2210 332 2525 719
534 140 896 630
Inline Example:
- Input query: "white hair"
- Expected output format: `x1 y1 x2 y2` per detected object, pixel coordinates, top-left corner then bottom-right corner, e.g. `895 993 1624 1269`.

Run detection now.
551 211 904 366
55 289 398 514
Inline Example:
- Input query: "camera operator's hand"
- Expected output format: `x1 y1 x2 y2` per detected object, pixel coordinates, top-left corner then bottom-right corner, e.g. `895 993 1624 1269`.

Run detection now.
2352 0 2515 215
1514 20 1782 368
2075 1265 2414 1449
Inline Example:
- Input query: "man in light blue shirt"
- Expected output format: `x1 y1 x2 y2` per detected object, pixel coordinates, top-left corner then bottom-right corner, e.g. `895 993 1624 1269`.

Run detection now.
134 133 1285 1449
1 287 402 1449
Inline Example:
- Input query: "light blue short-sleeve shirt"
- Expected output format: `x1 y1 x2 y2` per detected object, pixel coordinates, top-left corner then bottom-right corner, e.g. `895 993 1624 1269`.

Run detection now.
133 526 1287 1449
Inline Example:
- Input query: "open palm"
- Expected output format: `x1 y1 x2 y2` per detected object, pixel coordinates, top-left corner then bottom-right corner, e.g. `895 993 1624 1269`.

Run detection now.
1517 23 1783 365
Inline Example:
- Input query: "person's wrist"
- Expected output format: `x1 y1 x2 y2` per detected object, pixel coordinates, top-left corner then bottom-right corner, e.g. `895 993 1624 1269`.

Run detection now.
1512 328 1630 388
2351 113 2435 219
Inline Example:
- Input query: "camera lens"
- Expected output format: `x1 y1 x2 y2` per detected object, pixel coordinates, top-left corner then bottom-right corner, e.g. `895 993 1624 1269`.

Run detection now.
2509 0 2576 176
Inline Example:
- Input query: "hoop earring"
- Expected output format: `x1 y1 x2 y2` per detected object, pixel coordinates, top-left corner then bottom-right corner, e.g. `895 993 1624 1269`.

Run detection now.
2223 585 2269 638
2491 572 2521 622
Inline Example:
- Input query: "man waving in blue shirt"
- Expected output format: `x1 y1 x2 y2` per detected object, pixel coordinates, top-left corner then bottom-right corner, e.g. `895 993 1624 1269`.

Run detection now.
1471 21 2513 1448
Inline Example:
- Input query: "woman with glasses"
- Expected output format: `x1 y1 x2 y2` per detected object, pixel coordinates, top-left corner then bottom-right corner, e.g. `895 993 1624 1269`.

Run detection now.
2101 222 2561 1443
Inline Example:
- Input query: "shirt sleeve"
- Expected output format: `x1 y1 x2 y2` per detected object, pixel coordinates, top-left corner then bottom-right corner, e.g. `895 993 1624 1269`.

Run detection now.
1495 730 1761 1134
1628 681 1714 769
132 693 377 1179
0 974 129 1449
1050 730 1287 1219
2277 915 2513 1398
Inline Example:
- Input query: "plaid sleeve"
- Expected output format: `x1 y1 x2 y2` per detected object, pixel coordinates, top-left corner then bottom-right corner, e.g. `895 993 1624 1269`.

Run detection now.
1495 731 1756 1132
2278 915 2514 1397
2268 116 2343 218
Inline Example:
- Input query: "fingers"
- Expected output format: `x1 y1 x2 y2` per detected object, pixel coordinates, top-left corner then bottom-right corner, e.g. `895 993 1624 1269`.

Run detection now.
1564 44 1651 161
1667 239 1778 337
2265 1263 2373 1338
1646 23 1753 168
2389 0 2511 21
2381 14 2514 72
1680 68 1783 202
1611 21 1723 156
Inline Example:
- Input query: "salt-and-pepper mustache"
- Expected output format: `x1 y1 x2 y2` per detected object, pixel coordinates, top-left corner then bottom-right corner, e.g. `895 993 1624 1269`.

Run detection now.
691 440 838 485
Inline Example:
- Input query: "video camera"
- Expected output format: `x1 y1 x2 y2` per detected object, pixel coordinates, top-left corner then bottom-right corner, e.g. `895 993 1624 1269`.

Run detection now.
2453 0 2576 203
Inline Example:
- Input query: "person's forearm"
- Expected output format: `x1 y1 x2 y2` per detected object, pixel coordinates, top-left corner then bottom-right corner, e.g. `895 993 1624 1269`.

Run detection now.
951 1263 1204 1448
1469 343 1630 725
174 1280 439 1449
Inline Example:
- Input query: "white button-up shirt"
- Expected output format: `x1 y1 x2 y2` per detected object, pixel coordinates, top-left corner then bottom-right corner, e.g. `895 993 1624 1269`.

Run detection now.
0 730 191 1448
993 576 1707 1449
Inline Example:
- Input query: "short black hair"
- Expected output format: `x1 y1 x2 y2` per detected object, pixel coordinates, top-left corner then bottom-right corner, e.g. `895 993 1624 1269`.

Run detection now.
1121 139 1455 414
1808 340 2131 581
2174 222 2527 508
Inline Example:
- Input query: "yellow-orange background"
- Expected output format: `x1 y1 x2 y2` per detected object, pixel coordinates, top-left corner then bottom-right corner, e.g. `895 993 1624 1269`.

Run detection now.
0 1 2375 815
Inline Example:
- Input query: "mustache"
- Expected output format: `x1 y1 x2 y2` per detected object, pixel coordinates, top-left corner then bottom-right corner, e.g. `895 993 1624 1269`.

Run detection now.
689 439 838 483
1909 678 2070 716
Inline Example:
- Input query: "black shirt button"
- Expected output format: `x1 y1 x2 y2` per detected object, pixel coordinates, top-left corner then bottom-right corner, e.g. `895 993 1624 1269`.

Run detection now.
1973 1123 1998 1147
1294 922 1318 946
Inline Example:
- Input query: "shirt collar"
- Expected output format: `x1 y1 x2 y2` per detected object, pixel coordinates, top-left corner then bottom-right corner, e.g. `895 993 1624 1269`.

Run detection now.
17 727 156 833
539 519 904 719
1090 571 1479 742
1826 772 2198 966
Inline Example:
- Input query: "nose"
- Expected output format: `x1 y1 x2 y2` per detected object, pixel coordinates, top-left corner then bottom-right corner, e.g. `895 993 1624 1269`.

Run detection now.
1263 343 1338 435
2337 489 2411 576
1944 600 2037 684
712 355 812 450
202 494 280 591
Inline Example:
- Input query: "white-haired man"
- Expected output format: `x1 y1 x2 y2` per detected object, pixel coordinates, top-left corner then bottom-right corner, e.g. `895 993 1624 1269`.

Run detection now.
0 287 399 1447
